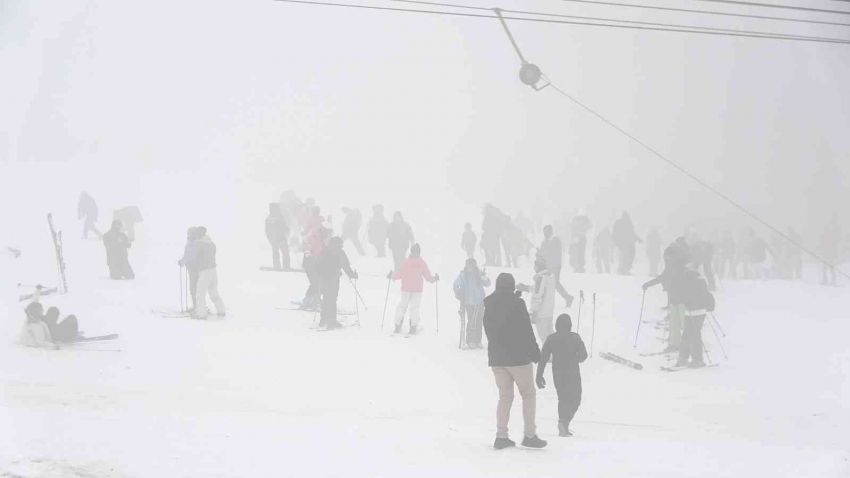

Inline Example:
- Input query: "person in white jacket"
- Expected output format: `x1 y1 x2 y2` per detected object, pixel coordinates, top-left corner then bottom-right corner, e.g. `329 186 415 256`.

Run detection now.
529 258 557 346
19 302 58 349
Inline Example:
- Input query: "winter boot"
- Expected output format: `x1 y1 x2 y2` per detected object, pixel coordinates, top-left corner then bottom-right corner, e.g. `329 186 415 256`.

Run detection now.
493 437 516 450
394 323 403 334
521 435 547 448
326 320 343 330
688 361 706 368
558 422 570 437
408 325 420 335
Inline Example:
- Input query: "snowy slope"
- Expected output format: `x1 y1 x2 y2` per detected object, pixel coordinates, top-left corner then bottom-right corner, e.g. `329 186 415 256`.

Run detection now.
1 218 848 478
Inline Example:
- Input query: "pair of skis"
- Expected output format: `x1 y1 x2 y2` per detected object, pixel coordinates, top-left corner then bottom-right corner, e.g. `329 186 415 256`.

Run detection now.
47 214 68 294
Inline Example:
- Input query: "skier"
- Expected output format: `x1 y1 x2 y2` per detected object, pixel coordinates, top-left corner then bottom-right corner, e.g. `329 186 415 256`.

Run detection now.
265 203 291 271
461 223 477 260
643 241 689 352
820 219 840 286
593 226 613 274
103 220 134 280
536 313 588 437
19 302 80 348
538 225 574 308
389 244 438 335
192 227 226 320
178 227 201 312
646 227 662 276
368 205 389 258
718 230 737 279
481 204 503 266
453 258 490 348
502 221 523 268
786 227 804 281
300 207 327 309
686 228 716 291
113 206 143 242
568 213 591 273
483 272 547 450
387 211 414 272
529 258 556 347
675 265 712 368
317 236 358 329
746 231 773 280
612 212 642 275
77 192 101 239
341 207 365 256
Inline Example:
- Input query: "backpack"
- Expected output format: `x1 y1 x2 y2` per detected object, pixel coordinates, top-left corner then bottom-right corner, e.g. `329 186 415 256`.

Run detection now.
453 273 466 301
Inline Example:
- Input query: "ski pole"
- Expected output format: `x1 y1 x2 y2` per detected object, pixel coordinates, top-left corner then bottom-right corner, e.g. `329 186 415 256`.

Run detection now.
576 290 584 333
349 276 368 310
633 289 646 348
705 315 728 359
353 278 360 326
708 311 726 337
458 307 465 349
381 276 392 329
702 331 714 366
435 279 439 334
591 293 596 358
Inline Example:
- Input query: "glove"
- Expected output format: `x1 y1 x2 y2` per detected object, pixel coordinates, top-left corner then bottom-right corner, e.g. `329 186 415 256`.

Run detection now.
178 259 184 267
387 271 393 280
351 271 359 280
642 283 649 291
536 375 546 389
434 273 440 281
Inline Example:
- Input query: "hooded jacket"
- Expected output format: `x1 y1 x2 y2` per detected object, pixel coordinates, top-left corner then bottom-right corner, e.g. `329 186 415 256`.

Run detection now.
387 219 414 251
538 315 587 379
483 290 540 367
453 269 490 306
393 257 434 293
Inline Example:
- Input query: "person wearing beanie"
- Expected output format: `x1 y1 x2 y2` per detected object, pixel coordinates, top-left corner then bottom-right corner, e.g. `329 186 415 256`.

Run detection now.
483 272 547 450
529 258 556 347
388 243 438 335
103 219 134 280
452 257 490 348
536 313 588 437
192 227 226 320
317 236 358 329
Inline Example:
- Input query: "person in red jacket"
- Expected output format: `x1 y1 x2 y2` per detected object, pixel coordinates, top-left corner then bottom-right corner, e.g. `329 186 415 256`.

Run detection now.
388 244 439 334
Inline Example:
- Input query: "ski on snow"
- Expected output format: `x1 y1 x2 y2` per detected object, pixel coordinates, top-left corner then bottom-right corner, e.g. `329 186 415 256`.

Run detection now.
599 352 644 370
58 334 120 344
660 364 720 372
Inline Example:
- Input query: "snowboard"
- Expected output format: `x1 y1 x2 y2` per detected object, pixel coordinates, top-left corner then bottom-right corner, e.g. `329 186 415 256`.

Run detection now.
59 333 119 344
260 266 305 273
599 352 644 370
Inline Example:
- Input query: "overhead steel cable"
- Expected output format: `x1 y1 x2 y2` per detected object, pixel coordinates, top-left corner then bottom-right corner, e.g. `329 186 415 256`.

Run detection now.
557 0 850 28
395 0 849 42
689 0 850 16
540 74 849 281
273 0 850 43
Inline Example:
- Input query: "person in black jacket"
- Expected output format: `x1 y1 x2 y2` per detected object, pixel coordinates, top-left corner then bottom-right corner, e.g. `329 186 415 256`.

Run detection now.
266 203 291 270
536 313 588 437
103 220 134 280
317 236 358 329
483 273 547 450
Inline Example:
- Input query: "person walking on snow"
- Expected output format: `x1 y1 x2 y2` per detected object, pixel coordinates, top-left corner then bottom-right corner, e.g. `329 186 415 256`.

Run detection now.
389 243 438 335
453 258 490 348
613 212 641 275
341 207 365 256
483 273 547 450
103 220 134 280
461 223 477 260
368 205 389 258
593 226 613 274
646 227 662 276
266 203 291 270
387 211 414 272
536 313 587 437
529 258 556 347
317 237 358 330
178 227 201 312
569 213 591 273
538 225 574 308
77 192 101 239
192 227 226 320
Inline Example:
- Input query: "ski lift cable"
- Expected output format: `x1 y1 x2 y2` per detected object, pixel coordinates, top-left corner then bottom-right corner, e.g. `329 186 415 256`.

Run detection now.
273 0 850 43
540 74 849 281
557 0 850 28
395 0 850 41
687 0 850 16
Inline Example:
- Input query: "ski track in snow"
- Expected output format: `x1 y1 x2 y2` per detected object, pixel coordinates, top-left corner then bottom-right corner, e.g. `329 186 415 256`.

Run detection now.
1 234 849 477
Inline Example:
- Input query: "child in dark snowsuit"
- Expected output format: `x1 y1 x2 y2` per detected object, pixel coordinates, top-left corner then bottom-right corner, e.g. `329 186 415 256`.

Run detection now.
536 313 588 437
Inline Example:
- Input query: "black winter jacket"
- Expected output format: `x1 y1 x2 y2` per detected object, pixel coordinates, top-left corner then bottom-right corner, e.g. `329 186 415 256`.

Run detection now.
483 291 540 367
538 331 587 379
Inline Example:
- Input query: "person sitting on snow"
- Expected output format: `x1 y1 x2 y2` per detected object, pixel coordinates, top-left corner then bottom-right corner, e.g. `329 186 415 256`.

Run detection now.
19 302 80 349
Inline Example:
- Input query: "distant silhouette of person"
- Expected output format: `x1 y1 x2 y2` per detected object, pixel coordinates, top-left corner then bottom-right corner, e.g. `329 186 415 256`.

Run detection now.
103 220 134 280
77 192 101 239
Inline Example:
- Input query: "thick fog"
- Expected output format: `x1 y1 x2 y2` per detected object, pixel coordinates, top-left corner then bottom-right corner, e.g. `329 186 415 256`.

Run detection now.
3 0 848 249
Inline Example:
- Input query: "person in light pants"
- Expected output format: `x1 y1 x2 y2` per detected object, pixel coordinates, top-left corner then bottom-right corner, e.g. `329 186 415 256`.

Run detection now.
193 227 226 320
389 243 438 334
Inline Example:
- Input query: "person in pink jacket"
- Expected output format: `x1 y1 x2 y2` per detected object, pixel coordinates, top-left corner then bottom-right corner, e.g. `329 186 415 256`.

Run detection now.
388 244 439 334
